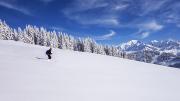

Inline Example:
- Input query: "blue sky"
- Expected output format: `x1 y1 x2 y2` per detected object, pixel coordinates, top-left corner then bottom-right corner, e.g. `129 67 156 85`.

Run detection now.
0 0 179 44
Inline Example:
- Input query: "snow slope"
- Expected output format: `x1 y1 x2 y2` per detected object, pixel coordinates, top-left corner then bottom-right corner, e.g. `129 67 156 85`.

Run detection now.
0 40 180 101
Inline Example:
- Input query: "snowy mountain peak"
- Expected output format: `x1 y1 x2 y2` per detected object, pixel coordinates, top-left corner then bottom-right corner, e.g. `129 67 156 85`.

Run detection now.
120 39 180 51
126 40 142 46
118 40 180 68
151 40 159 43
120 40 145 51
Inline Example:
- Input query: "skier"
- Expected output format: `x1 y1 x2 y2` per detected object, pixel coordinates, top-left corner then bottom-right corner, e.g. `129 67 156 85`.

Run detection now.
46 48 52 59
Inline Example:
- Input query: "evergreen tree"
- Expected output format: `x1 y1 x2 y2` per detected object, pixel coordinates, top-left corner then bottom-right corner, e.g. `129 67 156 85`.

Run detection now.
61 33 68 49
50 31 58 48
0 20 14 40
66 35 74 50
83 37 94 53
13 29 18 41
24 25 35 44
17 27 25 42
75 38 84 52
97 45 106 55
57 32 63 49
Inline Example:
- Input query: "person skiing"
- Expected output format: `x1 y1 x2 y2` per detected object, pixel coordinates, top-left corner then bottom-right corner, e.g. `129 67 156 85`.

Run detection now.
46 48 52 59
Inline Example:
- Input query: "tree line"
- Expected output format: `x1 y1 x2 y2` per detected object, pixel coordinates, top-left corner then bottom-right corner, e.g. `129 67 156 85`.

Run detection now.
0 20 126 58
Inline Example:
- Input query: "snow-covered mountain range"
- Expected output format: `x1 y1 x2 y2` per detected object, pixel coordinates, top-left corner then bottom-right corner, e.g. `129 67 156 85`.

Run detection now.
118 40 180 68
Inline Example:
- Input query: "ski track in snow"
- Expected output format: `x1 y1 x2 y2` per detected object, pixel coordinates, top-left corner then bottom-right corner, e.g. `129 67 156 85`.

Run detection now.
0 40 180 101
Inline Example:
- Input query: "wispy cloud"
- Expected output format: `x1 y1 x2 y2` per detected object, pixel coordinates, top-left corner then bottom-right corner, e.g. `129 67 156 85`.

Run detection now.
68 0 109 12
71 16 119 26
141 32 150 39
139 0 169 16
134 20 163 39
140 0 179 29
97 18 119 26
113 4 129 11
177 24 180 28
62 0 129 27
140 20 163 31
0 1 32 16
96 30 116 40
162 2 180 27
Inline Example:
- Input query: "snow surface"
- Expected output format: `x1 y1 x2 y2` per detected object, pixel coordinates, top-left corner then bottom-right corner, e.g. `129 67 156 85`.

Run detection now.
0 40 180 101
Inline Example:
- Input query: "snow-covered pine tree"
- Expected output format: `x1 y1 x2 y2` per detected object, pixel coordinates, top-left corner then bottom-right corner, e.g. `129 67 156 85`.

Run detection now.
116 50 123 58
120 51 126 58
90 41 105 55
0 20 14 40
75 38 84 52
104 45 110 55
13 29 19 41
83 37 94 53
33 27 40 45
92 41 98 54
57 32 63 49
58 33 70 50
90 40 99 54
97 45 106 55
23 25 35 44
50 31 58 48
108 46 114 56
46 31 51 47
69 35 75 50
17 27 25 42
73 38 78 51
61 33 68 49
108 46 119 57
64 34 75 50
37 27 48 46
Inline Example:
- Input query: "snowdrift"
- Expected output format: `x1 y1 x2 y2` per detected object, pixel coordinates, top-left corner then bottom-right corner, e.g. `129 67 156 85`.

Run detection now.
0 40 180 101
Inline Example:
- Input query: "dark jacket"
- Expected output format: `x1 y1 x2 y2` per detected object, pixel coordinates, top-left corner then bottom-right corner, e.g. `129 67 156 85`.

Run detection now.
46 48 52 55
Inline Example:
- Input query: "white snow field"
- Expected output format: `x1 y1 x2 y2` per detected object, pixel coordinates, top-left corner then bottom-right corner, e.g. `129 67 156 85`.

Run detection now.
0 40 180 101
